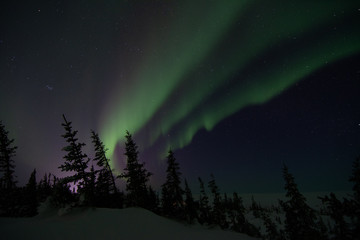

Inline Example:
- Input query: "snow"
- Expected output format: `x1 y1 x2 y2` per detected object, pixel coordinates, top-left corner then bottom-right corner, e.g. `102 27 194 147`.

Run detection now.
0 207 259 240
2 192 346 239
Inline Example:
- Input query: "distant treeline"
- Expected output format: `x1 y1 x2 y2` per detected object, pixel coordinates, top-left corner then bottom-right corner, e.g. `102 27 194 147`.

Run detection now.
0 116 359 240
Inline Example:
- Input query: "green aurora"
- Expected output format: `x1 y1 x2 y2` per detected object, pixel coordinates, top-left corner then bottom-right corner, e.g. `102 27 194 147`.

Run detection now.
100 1 360 165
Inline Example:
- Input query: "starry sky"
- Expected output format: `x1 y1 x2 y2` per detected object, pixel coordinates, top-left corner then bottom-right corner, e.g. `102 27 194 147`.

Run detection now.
1 0 359 194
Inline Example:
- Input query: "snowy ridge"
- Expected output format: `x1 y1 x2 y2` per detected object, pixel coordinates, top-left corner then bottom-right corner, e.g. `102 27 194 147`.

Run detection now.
0 207 259 240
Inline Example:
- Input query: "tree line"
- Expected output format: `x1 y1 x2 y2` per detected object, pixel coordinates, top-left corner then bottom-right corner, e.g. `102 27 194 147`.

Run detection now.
0 116 359 240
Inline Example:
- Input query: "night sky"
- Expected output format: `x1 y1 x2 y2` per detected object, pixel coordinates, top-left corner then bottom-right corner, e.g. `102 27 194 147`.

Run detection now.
1 1 359 194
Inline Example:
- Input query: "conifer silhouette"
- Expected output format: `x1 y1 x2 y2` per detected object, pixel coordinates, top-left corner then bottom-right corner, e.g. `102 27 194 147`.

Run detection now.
230 192 245 231
280 165 324 240
0 121 17 190
161 149 184 218
320 192 350 240
147 185 159 213
184 179 197 223
0 121 18 216
208 174 227 228
348 156 360 238
38 173 52 202
91 130 117 194
59 114 90 196
121 131 151 208
24 169 38 217
349 156 360 204
198 177 211 224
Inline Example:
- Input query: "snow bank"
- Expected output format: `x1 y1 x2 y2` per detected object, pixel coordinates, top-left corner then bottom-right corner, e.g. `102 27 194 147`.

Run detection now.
0 207 258 240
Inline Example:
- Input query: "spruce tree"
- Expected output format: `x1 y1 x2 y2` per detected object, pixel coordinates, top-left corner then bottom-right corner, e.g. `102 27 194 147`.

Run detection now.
38 173 52 202
223 193 229 210
280 165 323 240
0 121 18 217
147 185 159 213
184 179 197 224
349 156 360 203
208 174 227 228
0 121 17 190
24 169 38 217
320 193 350 240
121 131 152 208
161 149 184 218
198 177 211 224
91 130 117 194
251 195 262 218
348 156 360 238
86 165 96 206
58 114 89 195
232 192 260 237
94 169 110 207
262 212 283 240
51 178 74 208
230 192 246 232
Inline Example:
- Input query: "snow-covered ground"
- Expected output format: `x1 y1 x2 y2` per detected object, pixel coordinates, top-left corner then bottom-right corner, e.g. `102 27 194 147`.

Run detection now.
1 191 349 239
0 207 258 240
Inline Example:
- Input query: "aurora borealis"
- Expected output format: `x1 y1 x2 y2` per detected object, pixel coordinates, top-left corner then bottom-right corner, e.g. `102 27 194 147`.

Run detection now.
1 1 359 193
102 0 360 157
